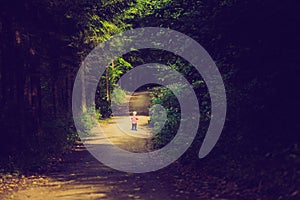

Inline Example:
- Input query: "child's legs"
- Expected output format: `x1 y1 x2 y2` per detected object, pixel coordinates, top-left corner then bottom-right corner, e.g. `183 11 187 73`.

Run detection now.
132 123 137 130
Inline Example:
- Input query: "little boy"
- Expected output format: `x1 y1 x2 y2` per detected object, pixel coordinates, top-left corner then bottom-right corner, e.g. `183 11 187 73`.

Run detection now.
131 111 138 131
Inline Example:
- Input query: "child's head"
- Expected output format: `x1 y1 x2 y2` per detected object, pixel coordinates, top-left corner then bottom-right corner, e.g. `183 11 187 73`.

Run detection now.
133 111 137 115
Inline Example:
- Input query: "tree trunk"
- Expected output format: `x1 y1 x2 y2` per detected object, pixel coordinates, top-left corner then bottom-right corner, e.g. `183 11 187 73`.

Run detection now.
52 76 58 117
106 65 110 101
81 61 87 112
15 30 26 147
28 47 42 147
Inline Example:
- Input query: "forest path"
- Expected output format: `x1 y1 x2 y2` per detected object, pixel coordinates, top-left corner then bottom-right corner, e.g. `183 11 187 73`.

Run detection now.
3 91 246 200
8 114 176 200
4 91 178 200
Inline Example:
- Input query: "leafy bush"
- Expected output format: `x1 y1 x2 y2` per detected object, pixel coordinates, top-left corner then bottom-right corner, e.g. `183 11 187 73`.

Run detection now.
149 85 181 149
111 86 126 106
149 83 202 149
77 107 99 136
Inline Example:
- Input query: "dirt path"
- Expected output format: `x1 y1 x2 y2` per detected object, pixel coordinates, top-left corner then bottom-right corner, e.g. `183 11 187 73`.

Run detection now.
4 92 179 200
8 115 176 200
2 91 257 200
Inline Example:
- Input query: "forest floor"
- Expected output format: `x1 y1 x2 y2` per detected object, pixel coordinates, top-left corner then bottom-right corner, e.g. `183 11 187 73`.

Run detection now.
0 92 299 199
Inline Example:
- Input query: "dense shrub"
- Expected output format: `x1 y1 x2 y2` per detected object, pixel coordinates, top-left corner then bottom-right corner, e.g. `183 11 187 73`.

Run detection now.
111 86 127 106
76 107 100 136
149 84 183 149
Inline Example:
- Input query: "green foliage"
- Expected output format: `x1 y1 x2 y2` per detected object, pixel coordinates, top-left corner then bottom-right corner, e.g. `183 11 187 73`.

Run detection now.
111 86 126 106
95 57 132 118
149 104 167 134
109 57 133 87
95 108 102 120
123 0 171 20
98 118 111 125
150 86 181 149
77 107 99 136
149 81 203 149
